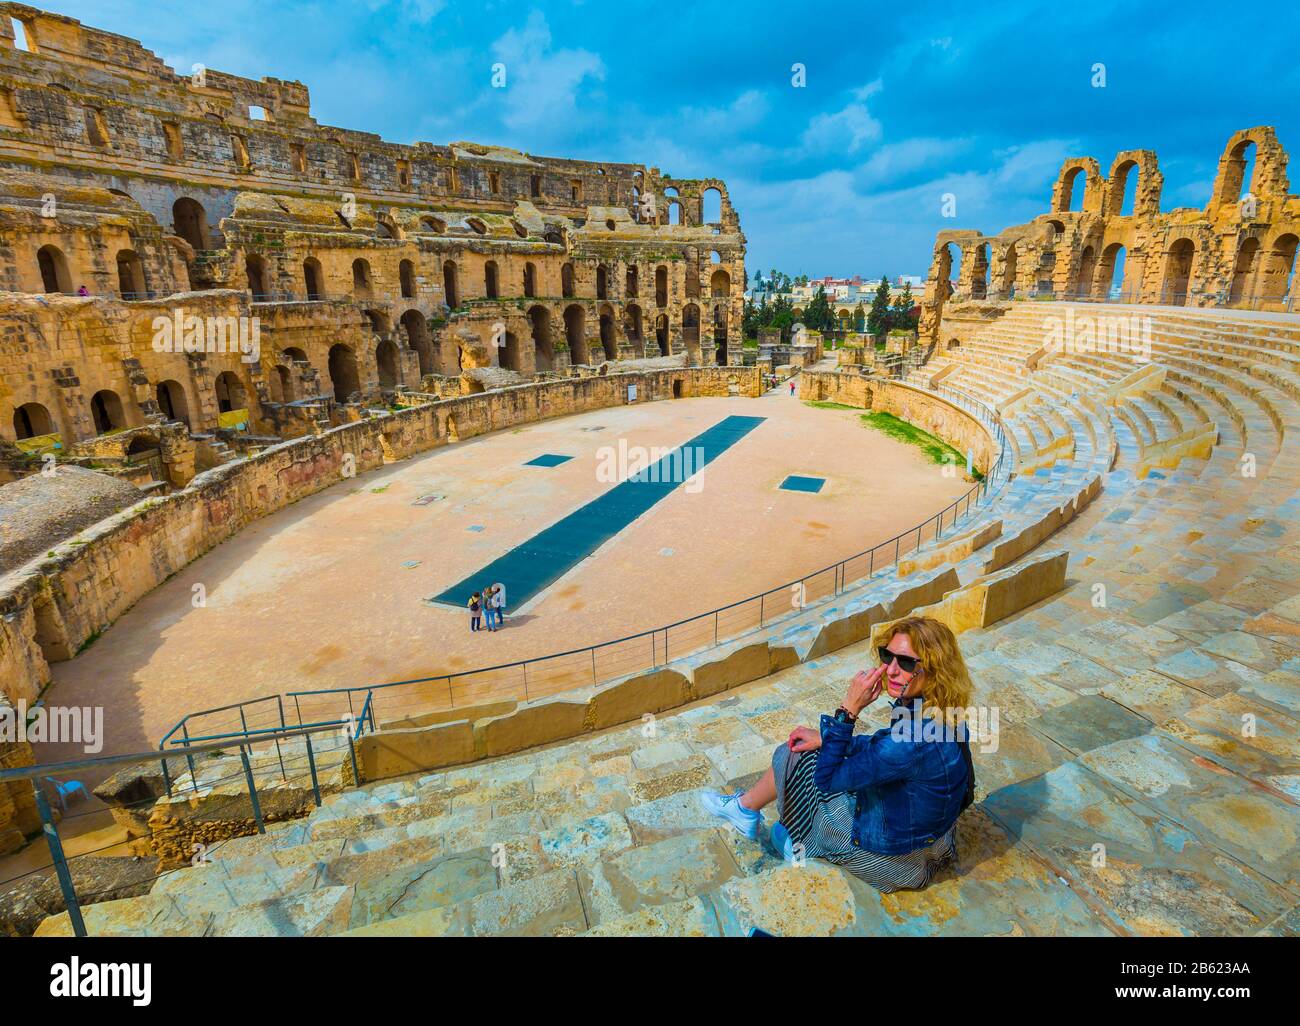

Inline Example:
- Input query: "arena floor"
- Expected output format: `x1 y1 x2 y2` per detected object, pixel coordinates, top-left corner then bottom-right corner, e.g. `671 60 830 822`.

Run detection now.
42 382 973 762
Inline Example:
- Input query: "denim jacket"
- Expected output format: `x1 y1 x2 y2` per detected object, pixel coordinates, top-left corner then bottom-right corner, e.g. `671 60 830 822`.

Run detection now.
814 697 970 855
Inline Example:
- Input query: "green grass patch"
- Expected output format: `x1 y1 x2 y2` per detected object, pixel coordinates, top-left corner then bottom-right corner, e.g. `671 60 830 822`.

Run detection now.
859 411 984 481
802 400 861 412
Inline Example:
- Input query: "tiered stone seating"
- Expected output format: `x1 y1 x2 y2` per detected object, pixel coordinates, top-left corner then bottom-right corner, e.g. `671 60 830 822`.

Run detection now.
36 305 1300 937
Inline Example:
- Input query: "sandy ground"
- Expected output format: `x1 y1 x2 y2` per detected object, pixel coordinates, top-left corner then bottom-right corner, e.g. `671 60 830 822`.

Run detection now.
39 381 972 763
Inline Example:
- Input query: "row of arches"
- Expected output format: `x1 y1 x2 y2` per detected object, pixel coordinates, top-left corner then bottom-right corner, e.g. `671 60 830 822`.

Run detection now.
240 252 734 308
8 371 250 442
35 243 148 298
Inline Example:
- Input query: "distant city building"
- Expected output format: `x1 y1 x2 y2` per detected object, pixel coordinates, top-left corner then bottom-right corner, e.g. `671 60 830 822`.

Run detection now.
746 274 922 304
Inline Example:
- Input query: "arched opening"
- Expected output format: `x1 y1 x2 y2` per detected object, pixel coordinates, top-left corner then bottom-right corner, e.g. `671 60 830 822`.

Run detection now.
443 260 458 308
401 309 435 377
667 201 682 226
625 304 644 346
1261 234 1299 304
484 260 499 300
498 330 521 372
561 262 575 299
713 306 727 364
399 259 416 299
655 266 668 307
1099 243 1127 299
329 344 361 402
1002 243 1019 297
1061 166 1087 213
269 366 293 404
1163 238 1196 305
116 249 145 298
283 346 308 364
656 314 669 356
172 198 209 251
1111 161 1139 217
1229 238 1260 305
352 258 373 299
375 219 396 241
37 245 72 294
245 254 269 299
303 258 323 300
971 244 990 299
709 267 730 297
156 380 190 426
702 187 722 224
523 262 537 298
1221 140 1257 210
1075 245 1097 299
599 305 617 361
529 306 553 371
596 264 608 300
12 402 54 439
213 372 247 415
682 303 700 349
625 264 638 298
564 304 588 365
376 339 400 390
89 390 125 434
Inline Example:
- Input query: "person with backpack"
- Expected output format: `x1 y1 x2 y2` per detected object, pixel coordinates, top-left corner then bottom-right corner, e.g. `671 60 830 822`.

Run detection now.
699 615 974 891
468 591 483 633
490 582 506 626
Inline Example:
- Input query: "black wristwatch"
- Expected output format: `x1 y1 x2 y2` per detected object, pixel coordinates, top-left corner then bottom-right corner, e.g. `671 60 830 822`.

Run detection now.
834 706 857 725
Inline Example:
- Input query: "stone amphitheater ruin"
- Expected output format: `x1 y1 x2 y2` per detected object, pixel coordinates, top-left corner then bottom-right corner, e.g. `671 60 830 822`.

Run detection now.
1 5 1297 938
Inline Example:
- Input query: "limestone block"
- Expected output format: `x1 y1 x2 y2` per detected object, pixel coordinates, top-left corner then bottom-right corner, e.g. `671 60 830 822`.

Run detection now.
353 718 475 781
690 643 773 699
899 520 1002 577
475 699 589 759
586 669 692 731
806 602 889 660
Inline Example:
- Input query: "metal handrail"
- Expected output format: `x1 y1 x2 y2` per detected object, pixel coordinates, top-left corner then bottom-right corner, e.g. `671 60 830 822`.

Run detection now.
162 385 1009 740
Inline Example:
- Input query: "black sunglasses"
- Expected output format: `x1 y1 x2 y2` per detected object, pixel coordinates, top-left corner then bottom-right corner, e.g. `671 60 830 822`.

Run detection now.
878 646 921 675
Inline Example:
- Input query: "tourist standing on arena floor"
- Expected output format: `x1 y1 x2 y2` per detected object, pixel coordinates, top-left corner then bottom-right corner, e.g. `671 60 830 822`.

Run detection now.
700 616 975 892
482 585 497 631
491 582 506 626
468 591 483 632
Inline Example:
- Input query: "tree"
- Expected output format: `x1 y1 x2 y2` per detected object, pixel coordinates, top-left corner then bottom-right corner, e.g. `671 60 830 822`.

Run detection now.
867 276 892 336
752 269 763 289
852 302 866 332
890 279 916 330
802 285 835 333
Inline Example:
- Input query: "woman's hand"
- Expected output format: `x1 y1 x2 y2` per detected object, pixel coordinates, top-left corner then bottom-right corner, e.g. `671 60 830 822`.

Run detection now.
787 726 821 753
844 667 885 717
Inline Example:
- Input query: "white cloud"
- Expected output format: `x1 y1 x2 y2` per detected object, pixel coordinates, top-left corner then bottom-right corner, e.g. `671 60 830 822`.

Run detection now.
490 11 604 134
854 137 974 188
800 80 883 156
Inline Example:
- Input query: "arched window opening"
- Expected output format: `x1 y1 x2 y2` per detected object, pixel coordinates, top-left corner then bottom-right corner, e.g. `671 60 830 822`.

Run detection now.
443 260 458 309
596 265 608 300
655 266 668 307
303 257 323 300
376 340 400 390
245 253 269 299
37 245 72 294
116 249 145 298
523 262 537 299
399 259 416 299
172 198 209 251
484 260 499 300
328 344 361 403
213 372 247 415
529 306 553 371
351 258 373 299
12 402 54 439
564 304 588 365
156 380 190 426
561 263 575 299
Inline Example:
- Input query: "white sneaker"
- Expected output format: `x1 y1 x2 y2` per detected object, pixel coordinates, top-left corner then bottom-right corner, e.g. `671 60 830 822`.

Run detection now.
699 790 761 839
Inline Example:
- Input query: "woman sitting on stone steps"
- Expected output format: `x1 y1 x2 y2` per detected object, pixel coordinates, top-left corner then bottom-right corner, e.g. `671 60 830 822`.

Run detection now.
700 615 975 892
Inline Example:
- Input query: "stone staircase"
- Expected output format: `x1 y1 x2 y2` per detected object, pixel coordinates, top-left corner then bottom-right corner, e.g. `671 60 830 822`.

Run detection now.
35 304 1300 936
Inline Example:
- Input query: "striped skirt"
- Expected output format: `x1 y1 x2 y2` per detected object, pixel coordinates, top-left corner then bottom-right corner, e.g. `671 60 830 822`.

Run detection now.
772 743 957 892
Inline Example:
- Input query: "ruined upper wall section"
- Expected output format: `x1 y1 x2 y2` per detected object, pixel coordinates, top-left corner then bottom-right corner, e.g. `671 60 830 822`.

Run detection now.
918 126 1299 327
0 4 741 231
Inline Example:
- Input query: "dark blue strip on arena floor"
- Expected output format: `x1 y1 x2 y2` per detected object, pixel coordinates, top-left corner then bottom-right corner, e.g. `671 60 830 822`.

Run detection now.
525 453 574 467
780 475 825 493
432 415 765 608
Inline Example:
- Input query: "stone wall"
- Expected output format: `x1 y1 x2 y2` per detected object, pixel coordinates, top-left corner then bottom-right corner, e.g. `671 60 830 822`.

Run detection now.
798 371 998 477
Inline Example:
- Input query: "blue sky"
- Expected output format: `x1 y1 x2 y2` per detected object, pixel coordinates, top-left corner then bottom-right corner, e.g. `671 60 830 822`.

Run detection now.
46 0 1300 278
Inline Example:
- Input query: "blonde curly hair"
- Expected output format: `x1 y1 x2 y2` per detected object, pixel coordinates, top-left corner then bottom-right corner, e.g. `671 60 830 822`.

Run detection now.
881 615 974 716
